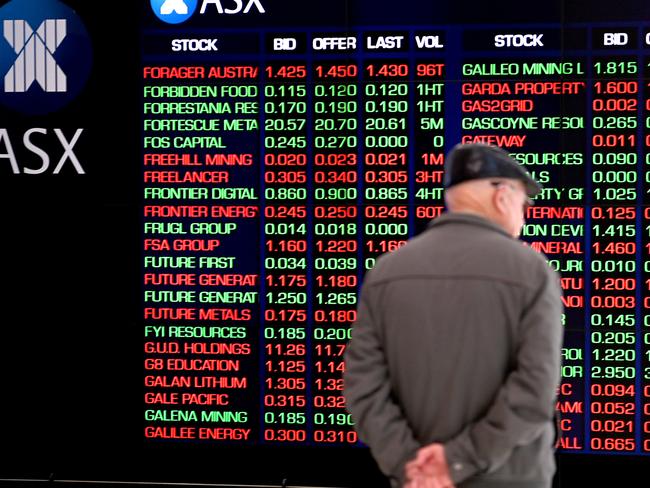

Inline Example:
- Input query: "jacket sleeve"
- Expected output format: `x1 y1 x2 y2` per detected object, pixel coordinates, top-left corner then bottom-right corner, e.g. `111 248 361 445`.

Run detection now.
343 271 420 486
443 263 564 484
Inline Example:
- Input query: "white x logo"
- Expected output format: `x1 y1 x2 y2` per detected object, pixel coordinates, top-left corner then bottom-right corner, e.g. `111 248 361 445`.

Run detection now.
3 19 67 93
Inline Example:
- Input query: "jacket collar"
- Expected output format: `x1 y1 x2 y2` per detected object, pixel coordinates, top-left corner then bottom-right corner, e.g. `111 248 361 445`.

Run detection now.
428 212 512 238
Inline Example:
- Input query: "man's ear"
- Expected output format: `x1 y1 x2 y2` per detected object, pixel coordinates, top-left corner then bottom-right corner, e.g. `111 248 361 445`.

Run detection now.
493 186 509 215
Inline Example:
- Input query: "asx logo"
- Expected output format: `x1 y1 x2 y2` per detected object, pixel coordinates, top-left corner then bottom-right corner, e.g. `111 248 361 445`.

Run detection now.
151 0 265 24
0 0 92 115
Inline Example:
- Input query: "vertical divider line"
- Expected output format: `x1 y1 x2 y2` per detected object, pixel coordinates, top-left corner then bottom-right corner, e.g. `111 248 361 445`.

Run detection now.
258 30 267 443
634 23 644 454
305 33 315 445
583 24 593 454
408 27 416 237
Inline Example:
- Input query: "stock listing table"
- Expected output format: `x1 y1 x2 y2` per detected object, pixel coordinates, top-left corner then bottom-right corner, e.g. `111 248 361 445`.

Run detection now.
140 13 650 456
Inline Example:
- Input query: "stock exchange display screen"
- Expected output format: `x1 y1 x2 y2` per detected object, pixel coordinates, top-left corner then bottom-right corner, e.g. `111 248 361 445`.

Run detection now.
139 0 650 460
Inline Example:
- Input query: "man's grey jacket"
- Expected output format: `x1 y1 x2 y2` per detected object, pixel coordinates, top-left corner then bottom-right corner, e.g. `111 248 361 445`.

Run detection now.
343 212 564 488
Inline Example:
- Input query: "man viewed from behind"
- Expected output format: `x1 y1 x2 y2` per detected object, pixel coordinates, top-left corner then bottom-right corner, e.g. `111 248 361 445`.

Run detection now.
343 143 564 488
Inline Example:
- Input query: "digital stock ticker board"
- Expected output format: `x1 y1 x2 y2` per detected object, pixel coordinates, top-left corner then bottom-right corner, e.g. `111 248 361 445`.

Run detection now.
140 0 650 464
